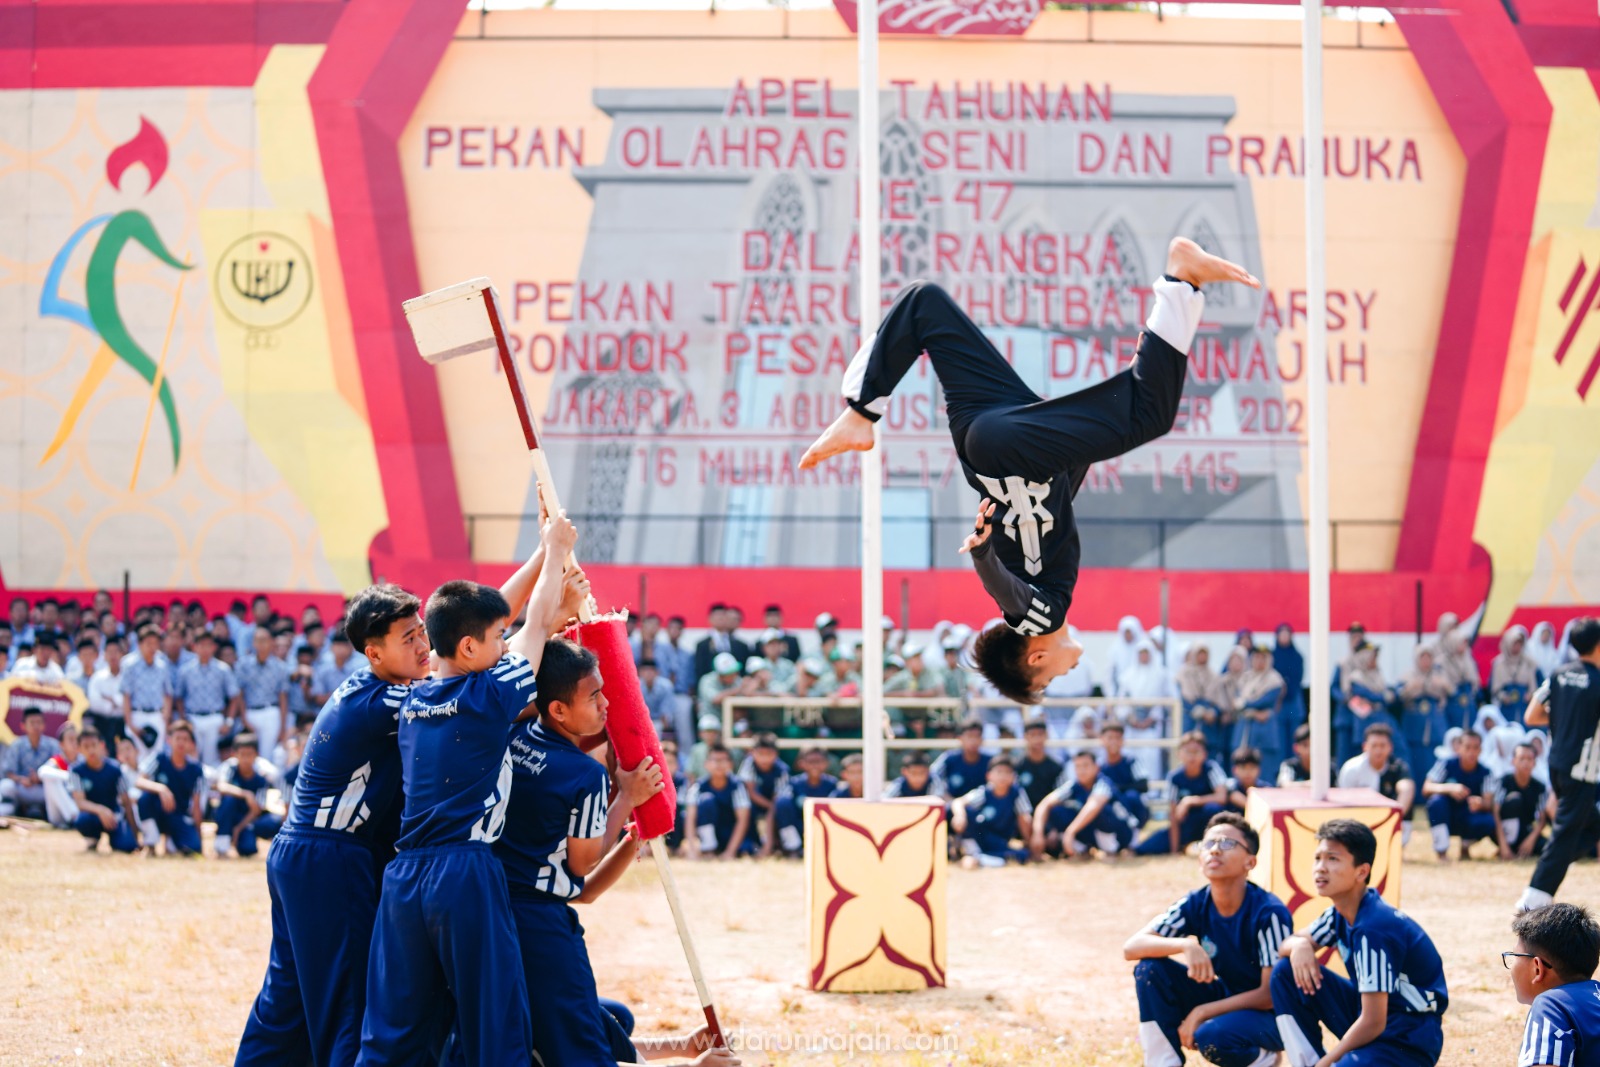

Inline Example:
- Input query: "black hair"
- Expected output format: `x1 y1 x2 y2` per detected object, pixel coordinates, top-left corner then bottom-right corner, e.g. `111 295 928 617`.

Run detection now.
136 625 161 643
424 581 511 658
667 615 685 627
252 593 271 606
22 707 42 719
958 717 983 735
706 743 732 761
1315 818 1377 881
76 636 98 651
1206 811 1261 855
840 753 862 768
303 622 325 637
193 629 216 644
1294 723 1312 743
1363 721 1394 741
1459 728 1482 743
215 639 234 655
1100 721 1125 736
799 745 827 760
345 584 423 653
234 732 260 752
987 754 1014 771
753 733 778 751
971 624 1040 705
1571 617 1600 657
533 638 600 715
186 599 204 613
1231 747 1262 768
1512 903 1600 981
1072 749 1097 762
168 721 195 743
331 629 351 645
1179 730 1209 751
899 751 929 768
78 725 103 745
639 658 658 670
1513 742 1537 757
14 640 33 654
1023 717 1048 733
231 599 248 614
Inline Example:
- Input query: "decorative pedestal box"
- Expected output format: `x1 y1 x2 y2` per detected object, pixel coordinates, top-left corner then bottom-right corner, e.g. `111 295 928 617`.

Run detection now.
1246 787 1404 972
804 796 947 993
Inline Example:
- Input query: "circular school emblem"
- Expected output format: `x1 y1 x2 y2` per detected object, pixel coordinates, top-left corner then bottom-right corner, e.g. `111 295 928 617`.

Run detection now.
1201 936 1218 959
215 231 314 330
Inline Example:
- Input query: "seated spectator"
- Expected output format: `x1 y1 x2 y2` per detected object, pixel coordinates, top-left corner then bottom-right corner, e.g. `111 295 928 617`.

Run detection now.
1494 742 1549 861
68 725 139 853
739 656 777 700
213 734 284 858
1277 723 1333 788
683 744 753 860
761 604 803 662
1136 732 1229 856
696 653 741 726
772 746 839 855
1507 903 1600 1067
135 721 206 856
941 639 972 701
1177 644 1227 764
1098 722 1150 829
1032 750 1139 859
736 734 790 857
38 722 80 828
931 720 993 808
1273 820 1447 1067
660 740 686 853
950 755 1032 868
1124 812 1291 1067
832 753 865 799
635 659 678 740
1338 722 1417 843
814 648 861 699
883 751 932 799
1423 727 1496 860
1015 718 1065 811
1223 748 1262 815
1231 646 1286 782
1398 647 1453 772
1339 642 1392 766
1 707 61 818
755 629 797 690
1490 624 1540 727
684 714 721 781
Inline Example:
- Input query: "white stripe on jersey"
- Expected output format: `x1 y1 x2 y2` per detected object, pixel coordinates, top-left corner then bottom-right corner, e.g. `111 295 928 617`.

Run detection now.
1308 908 1341 949
1152 899 1187 938
1257 913 1290 968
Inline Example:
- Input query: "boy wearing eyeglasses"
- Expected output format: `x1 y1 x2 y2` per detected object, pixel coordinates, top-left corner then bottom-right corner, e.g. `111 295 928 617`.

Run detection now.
1506 903 1600 1067
1123 812 1292 1067
1272 819 1448 1067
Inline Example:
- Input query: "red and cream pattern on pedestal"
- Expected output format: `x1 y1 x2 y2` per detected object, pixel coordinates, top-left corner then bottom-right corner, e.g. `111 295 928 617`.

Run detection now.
805 796 947 993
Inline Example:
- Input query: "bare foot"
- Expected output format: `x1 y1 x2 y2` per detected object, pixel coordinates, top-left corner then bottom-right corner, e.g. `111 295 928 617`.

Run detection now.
1166 237 1261 289
799 407 876 470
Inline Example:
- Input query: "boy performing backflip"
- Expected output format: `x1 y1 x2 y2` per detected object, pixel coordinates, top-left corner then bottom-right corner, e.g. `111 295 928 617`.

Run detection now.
802 239 1259 702
1124 812 1292 1067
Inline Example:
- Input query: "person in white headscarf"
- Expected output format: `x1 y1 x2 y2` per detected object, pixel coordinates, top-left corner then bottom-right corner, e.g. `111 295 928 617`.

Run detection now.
1231 645 1287 779
1489 624 1540 725
1428 612 1482 731
1398 646 1453 774
1339 642 1392 765
1556 618 1583 668
1107 615 1147 697
1115 639 1172 781
1527 621 1564 679
1473 704 1524 779
1521 728 1552 786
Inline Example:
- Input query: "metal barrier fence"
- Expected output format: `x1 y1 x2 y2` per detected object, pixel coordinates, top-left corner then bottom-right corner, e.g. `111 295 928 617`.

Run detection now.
719 695 1185 752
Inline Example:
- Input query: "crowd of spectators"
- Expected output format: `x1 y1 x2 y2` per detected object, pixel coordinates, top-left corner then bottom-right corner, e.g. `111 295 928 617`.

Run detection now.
1 592 1594 875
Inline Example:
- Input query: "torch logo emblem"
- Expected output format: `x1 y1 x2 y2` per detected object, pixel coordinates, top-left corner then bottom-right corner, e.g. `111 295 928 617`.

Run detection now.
215 232 314 331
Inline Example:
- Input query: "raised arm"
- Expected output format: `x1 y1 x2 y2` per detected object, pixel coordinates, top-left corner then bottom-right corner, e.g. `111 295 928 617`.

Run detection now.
507 511 578 672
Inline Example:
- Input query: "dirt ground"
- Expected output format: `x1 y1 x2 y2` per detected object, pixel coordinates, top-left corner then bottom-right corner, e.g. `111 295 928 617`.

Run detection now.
0 822 1575 1066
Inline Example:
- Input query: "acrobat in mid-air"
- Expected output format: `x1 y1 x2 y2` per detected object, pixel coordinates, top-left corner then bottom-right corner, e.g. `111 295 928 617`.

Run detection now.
800 237 1260 703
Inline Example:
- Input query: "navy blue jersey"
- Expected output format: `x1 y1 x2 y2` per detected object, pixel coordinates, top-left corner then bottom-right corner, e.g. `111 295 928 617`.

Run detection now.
496 719 609 901
1425 756 1491 797
958 784 1031 835
1045 774 1126 820
1495 773 1548 829
1520 979 1600 1067
142 752 205 813
220 758 279 804
290 669 411 839
931 749 992 801
737 755 791 804
1016 755 1065 809
1307 888 1448 1016
883 774 931 798
829 780 861 798
397 654 538 849
1150 882 1293 995
787 773 840 801
1169 759 1228 801
1099 754 1148 795
68 758 127 810
685 775 749 843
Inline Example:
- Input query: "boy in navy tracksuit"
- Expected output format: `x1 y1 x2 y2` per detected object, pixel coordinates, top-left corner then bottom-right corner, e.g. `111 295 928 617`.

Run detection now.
357 511 576 1066
951 755 1033 867
68 725 139 853
737 733 790 856
884 751 933 798
1421 727 1496 859
1137 732 1229 856
1508 903 1600 1067
1099 722 1150 828
135 721 206 855
1033 750 1141 858
685 745 755 859
235 584 432 1067
213 733 283 858
773 746 839 854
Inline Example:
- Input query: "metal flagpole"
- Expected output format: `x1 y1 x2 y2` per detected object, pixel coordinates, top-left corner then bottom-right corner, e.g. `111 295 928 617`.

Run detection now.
858 0 885 800
1302 0 1331 802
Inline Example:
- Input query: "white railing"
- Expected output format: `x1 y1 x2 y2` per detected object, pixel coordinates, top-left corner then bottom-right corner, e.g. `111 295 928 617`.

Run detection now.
719 695 1185 752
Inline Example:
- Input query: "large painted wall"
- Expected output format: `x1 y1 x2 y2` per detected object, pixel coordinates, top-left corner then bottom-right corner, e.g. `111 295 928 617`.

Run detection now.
1 0 1597 638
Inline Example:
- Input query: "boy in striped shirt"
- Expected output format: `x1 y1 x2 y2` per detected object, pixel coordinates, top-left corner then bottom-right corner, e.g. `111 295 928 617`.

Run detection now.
1509 903 1600 1067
